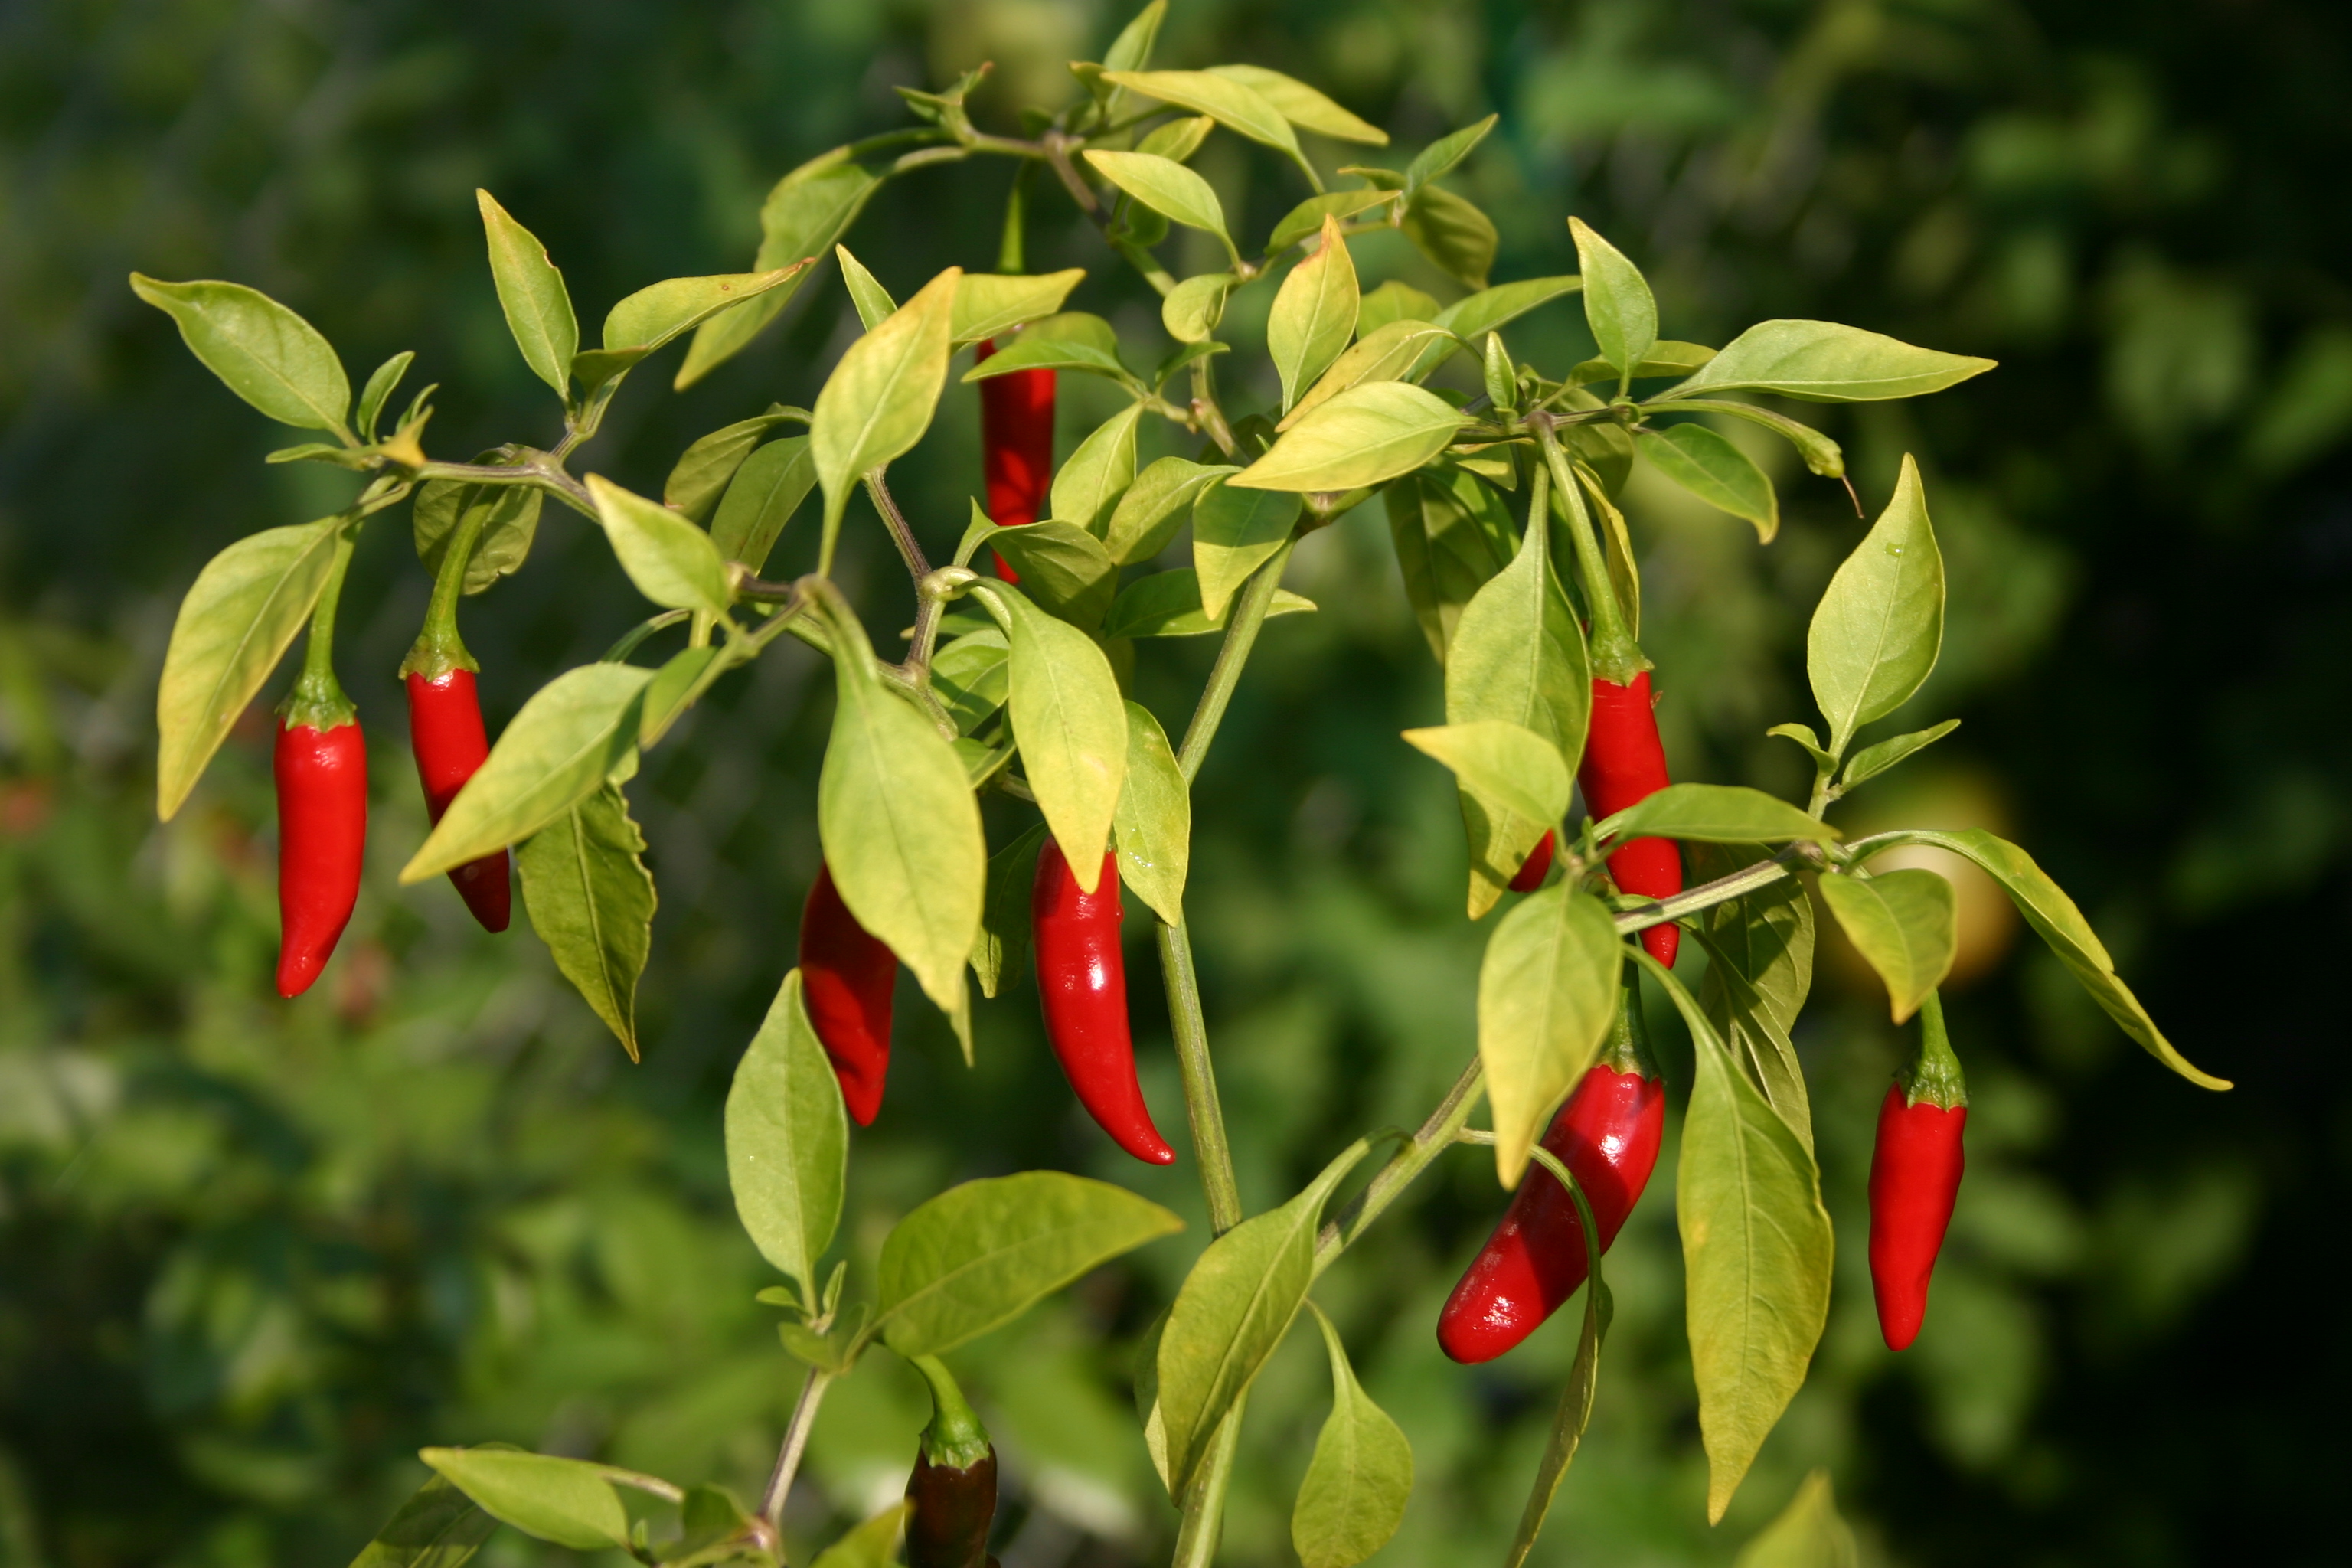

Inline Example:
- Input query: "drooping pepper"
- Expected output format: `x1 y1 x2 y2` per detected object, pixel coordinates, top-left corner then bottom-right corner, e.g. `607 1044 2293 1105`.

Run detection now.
275 532 367 999
1031 840 1174 1165
1581 671 1682 967
904 1354 998 1568
1869 990 1968 1351
399 485 510 931
800 861 897 1126
975 336 1054 582
1510 829 1557 892
1438 973 1664 1364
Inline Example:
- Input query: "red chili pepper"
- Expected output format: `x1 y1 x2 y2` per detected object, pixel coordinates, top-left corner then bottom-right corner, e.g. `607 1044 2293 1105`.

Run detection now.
1581 671 1681 966
404 668 510 932
1031 840 1174 1165
1439 978 1663 1364
275 717 368 998
1869 991 1967 1351
1510 829 1556 892
800 861 897 1126
976 336 1054 582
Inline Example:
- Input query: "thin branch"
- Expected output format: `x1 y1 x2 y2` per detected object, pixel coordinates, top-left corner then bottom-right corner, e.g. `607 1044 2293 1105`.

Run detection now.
1315 1056 1485 1268
758 1367 834 1529
862 469 932 579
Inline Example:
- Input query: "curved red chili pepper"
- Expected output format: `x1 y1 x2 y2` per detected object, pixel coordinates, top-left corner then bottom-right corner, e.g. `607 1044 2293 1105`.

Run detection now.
1031 841 1174 1165
1437 1061 1665 1364
1581 671 1681 966
1869 994 1968 1350
404 668 510 933
1509 829 1556 892
275 717 368 998
976 336 1054 582
800 861 897 1126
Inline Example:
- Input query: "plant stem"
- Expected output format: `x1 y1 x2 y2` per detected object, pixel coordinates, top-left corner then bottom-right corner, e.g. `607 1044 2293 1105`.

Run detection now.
282 528 358 730
1315 1056 1485 1269
759 1366 834 1530
1174 541 1295 784
1531 418 1642 684
1156 919 1243 1234
1171 1402 1246 1568
1611 843 1817 935
863 469 931 580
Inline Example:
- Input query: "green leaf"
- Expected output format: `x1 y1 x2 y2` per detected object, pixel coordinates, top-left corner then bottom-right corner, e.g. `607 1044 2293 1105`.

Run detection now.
417 1450 631 1552
1595 783 1838 850
1404 721 1571 831
951 267 1086 343
1426 275 1586 357
602 265 805 354
1161 273 1235 345
665 409 799 523
1207 64 1387 145
709 436 815 574
1647 957 1833 1524
1103 457 1237 564
1658 318 1996 403
817 603 985 1013
1085 151 1238 262
933 628 1009 734
678 155 879 388
1501 1253 1609 1568
1839 718 1960 792
976 582 1129 891
475 190 577 397
1766 722 1837 775
1404 115 1498 194
1233 382 1467 492
971 822 1047 998
986 521 1119 630
1112 700 1189 926
1871 829 2230 1089
1357 280 1442 335
1269 217 1360 411
1280 319 1459 430
1102 0 1168 80
1157 1140 1374 1491
414 464 543 595
877 1171 1182 1356
130 274 350 433
1639 423 1779 541
1103 568 1315 639
1446 503 1590 913
1657 398 1844 479
963 332 1135 384
516 783 656 1060
812 268 961 543
1385 463 1517 662
635 643 726 751
725 969 848 1311
835 244 897 331
1266 189 1398 253
1136 114 1216 162
154 518 341 819
1691 844 1817 1152
1733 1470 1860 1568
1569 218 1658 386
403 663 653 883
810 1503 909 1568
1478 886 1624 1187
1051 402 1145 537
346 1472 497 1568
1099 70 1314 186
1192 479 1302 621
1402 185 1497 289
1290 1302 1412 1568
584 475 733 616
1570 341 1720 386
354 351 413 445
1808 454 1943 754
1816 870 1955 1023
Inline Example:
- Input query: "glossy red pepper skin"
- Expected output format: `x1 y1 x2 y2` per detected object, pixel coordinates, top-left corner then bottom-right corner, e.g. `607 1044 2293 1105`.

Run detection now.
1437 1062 1666 1364
800 862 897 1126
404 669 511 932
274 717 368 998
1510 829 1557 892
976 336 1054 582
1868 1086 1967 1351
1031 841 1174 1165
1581 671 1681 967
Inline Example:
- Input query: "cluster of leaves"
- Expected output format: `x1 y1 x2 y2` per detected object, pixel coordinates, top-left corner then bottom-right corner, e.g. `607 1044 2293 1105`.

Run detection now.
128 4 2237 1564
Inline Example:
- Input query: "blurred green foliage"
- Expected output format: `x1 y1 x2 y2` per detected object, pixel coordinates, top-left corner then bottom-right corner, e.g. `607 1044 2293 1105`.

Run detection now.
4 1 2348 1564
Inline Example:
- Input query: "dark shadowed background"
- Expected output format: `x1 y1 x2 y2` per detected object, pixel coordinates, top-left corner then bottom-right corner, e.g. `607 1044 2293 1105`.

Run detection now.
3 1 2348 1564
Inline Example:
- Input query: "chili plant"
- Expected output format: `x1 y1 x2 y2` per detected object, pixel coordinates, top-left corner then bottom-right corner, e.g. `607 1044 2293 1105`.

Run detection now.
135 3 2228 1563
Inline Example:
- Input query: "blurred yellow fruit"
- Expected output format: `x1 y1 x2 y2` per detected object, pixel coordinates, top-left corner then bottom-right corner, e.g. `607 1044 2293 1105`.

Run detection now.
1823 762 2020 995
